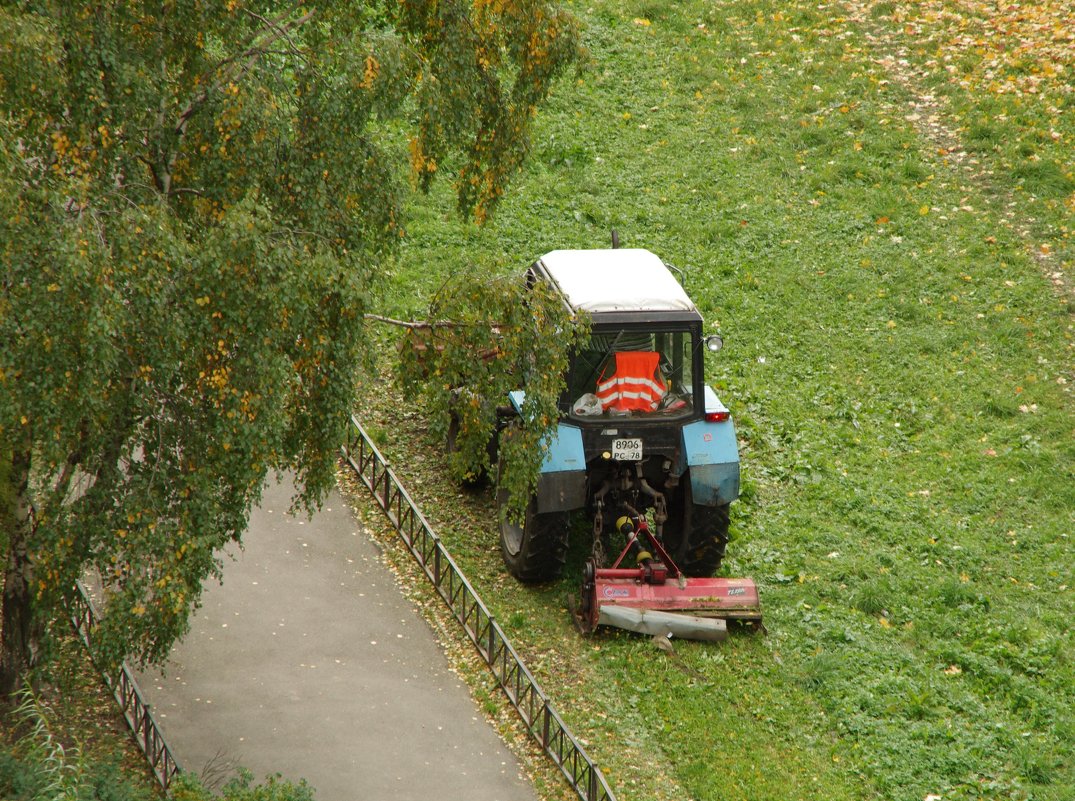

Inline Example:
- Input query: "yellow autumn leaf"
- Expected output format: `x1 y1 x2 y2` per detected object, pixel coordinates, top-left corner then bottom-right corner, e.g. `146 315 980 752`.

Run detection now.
361 54 380 89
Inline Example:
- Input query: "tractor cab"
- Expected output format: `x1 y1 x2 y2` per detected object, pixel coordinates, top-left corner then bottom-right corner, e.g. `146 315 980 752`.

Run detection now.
527 249 722 424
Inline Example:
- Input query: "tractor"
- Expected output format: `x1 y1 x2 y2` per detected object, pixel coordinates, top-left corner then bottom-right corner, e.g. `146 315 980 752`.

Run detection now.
493 246 760 639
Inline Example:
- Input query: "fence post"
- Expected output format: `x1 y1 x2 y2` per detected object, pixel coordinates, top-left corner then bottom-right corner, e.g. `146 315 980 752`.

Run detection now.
142 702 152 758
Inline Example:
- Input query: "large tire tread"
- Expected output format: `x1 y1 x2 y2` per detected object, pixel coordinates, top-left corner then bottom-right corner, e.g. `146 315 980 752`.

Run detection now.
499 501 569 583
497 455 568 583
679 502 729 577
665 481 731 577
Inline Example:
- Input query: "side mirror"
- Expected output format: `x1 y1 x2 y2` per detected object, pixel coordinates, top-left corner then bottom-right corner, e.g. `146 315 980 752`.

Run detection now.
705 334 724 353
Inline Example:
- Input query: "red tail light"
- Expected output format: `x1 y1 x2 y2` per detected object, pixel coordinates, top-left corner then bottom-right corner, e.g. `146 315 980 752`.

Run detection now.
705 411 730 423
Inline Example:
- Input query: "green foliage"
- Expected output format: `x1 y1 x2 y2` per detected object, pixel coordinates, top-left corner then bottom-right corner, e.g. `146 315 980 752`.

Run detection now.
0 656 297 801
0 0 579 686
13 686 87 801
0 685 155 801
0 749 38 800
396 271 587 510
0 740 302 801
171 770 313 801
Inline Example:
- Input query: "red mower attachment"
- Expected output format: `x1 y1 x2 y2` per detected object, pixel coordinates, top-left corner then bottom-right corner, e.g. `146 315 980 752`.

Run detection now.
575 515 762 641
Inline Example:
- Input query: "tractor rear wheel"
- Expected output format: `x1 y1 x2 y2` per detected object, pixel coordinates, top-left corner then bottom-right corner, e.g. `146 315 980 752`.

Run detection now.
665 483 730 577
497 470 568 583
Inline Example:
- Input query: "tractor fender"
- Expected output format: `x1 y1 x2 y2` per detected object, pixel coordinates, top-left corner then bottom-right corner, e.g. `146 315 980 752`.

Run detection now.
679 386 740 506
537 423 587 513
508 392 587 513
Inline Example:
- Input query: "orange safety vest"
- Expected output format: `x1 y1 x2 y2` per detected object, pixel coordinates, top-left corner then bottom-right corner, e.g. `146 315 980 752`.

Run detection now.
595 351 666 412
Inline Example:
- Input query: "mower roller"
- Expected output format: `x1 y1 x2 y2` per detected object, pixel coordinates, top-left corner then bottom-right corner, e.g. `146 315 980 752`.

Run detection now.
575 514 761 641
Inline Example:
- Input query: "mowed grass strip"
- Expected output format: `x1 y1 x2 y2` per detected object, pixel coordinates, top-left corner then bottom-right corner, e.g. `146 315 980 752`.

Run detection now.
364 1 1074 799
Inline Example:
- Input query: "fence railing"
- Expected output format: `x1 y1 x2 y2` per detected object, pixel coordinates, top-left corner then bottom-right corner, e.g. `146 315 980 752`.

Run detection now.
70 581 182 793
342 416 617 801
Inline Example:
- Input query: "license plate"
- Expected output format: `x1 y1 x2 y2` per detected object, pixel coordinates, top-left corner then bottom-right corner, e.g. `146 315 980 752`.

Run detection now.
611 438 642 461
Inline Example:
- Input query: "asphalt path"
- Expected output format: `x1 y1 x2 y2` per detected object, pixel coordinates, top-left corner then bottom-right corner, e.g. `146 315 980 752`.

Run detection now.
135 475 537 801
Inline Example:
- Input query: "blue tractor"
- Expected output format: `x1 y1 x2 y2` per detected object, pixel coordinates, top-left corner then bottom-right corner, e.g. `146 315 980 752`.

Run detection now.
494 248 759 637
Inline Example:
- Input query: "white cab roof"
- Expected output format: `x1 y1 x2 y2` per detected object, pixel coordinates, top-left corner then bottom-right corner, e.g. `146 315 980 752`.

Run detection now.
537 249 696 314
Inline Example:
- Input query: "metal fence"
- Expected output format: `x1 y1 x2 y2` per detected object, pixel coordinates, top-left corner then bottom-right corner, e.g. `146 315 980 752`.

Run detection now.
70 581 182 793
342 416 617 801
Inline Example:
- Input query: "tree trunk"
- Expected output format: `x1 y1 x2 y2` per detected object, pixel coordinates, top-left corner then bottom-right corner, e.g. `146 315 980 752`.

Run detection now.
0 447 40 699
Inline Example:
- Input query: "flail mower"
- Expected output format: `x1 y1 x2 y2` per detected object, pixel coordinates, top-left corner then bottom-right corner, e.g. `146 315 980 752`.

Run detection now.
576 512 760 641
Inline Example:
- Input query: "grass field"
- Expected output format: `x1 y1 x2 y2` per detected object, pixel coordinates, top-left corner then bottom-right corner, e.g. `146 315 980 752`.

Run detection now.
353 1 1074 800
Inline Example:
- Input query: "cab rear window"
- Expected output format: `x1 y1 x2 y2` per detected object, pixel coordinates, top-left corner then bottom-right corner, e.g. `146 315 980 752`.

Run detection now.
563 329 695 419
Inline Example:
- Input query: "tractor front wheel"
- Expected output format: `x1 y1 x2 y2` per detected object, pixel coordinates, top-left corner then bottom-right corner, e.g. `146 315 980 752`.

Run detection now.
497 474 568 583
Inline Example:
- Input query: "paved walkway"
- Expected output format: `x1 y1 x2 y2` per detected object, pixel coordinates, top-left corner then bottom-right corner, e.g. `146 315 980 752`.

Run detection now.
136 476 537 801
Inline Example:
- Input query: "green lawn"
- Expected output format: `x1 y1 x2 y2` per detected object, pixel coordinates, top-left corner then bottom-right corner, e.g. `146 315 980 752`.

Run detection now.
846 0 1075 285
358 1 1073 799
